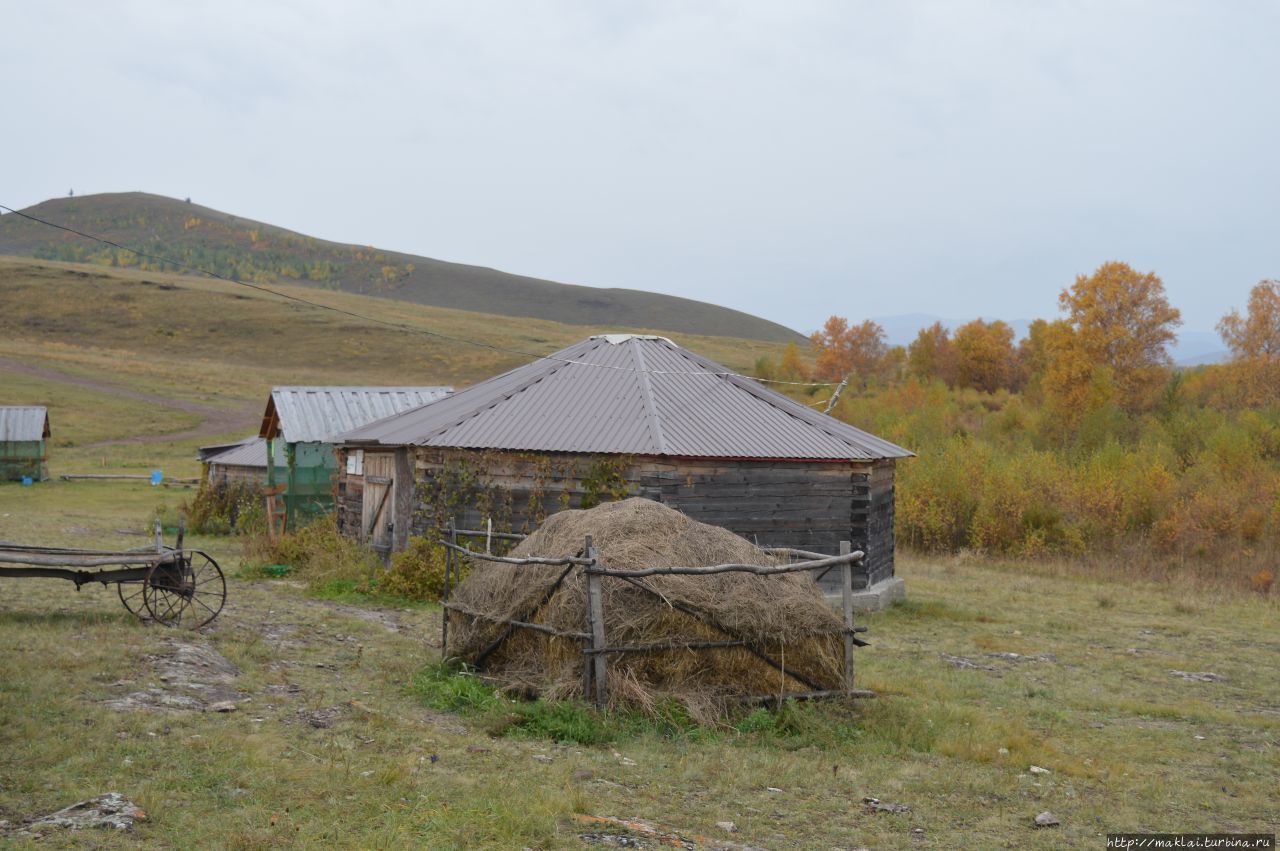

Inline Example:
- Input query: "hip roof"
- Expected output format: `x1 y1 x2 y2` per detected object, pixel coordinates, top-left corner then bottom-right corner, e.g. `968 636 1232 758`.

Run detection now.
341 336 911 461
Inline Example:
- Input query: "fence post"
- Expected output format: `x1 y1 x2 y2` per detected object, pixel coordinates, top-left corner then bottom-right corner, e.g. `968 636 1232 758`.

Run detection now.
584 534 607 707
442 517 456 660
840 540 854 693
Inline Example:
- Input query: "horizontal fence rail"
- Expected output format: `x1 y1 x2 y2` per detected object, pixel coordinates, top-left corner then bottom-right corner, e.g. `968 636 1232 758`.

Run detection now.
439 539 592 566
586 551 863 579
435 526 528 542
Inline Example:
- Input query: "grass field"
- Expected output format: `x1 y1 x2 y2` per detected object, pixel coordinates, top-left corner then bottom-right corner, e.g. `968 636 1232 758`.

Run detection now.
1 479 1276 848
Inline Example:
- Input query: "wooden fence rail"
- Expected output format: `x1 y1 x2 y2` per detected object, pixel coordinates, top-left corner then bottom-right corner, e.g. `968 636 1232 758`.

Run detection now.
438 516 872 707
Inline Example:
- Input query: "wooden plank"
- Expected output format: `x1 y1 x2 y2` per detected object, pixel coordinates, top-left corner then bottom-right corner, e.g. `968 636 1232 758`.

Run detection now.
585 536 607 708
393 448 413 552
841 540 854 694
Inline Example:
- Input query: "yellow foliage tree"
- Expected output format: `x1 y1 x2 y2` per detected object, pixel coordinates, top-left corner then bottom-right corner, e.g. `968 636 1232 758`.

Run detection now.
906 321 955 384
777 342 808 381
810 316 888 384
1218 280 1280 404
1056 261 1181 410
952 319 1016 393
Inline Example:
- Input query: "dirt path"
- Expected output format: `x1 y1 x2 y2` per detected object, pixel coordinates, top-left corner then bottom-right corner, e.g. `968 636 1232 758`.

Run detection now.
0 356 258 445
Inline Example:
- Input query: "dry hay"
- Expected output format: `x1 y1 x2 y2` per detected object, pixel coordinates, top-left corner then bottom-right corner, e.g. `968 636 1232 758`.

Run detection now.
448 498 845 721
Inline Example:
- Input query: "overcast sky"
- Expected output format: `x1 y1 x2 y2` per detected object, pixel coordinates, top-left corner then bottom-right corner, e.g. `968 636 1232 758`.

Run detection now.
6 1 1277 335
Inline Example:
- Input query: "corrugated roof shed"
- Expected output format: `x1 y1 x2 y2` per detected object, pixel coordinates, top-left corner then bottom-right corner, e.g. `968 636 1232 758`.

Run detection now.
200 437 286 468
342 336 912 461
260 387 453 443
0 406 50 442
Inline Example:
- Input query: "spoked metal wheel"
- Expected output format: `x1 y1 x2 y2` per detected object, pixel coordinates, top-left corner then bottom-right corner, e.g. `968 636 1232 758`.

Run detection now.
143 551 226 628
116 580 149 621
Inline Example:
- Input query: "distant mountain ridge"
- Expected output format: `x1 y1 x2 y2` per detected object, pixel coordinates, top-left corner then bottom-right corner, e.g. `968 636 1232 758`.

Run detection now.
872 313 1228 367
0 192 804 344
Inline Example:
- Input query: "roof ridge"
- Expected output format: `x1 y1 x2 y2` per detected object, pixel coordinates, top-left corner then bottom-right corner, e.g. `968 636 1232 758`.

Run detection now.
410 339 602 446
630 339 668 454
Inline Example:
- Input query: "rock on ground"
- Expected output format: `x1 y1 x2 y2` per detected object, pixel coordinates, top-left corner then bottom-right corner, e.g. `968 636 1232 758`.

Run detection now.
12 792 146 836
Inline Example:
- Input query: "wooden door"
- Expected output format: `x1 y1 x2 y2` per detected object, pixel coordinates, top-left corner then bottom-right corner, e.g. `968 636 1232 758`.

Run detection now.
361 452 396 554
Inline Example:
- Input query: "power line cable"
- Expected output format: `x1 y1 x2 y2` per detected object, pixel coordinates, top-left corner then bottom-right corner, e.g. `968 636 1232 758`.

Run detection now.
0 202 837 386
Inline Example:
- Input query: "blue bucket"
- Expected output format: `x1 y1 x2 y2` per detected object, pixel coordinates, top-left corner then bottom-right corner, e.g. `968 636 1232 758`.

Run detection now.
21 476 33 486
150 470 164 486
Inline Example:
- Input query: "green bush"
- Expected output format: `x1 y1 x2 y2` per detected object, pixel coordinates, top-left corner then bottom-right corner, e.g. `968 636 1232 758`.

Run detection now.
381 535 457 600
243 520 381 588
182 480 265 535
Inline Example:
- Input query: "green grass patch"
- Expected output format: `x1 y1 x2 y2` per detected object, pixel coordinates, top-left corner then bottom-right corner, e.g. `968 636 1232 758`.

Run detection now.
307 578 436 609
408 663 710 745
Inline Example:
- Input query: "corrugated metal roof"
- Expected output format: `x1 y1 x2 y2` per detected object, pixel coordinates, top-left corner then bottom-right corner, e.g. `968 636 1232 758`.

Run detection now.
341 336 912 460
200 437 285 468
260 387 453 443
0 406 50 442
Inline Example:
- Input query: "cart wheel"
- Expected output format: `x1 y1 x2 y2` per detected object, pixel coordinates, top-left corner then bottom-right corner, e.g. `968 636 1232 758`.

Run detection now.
116 580 149 622
143 551 226 629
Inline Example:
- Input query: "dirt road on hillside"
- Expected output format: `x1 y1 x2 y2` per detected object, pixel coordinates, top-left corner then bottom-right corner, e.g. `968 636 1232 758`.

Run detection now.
0 356 259 445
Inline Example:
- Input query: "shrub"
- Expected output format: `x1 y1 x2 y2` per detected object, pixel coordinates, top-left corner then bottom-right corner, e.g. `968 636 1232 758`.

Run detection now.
382 535 457 600
183 480 265 535
243 520 381 588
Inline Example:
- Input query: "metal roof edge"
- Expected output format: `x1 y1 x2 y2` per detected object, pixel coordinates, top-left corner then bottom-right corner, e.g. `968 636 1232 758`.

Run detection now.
658 340 914 459
337 341 601 445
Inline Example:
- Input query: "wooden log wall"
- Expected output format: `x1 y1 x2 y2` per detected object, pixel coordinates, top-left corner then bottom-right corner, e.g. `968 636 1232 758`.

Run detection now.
351 449 903 591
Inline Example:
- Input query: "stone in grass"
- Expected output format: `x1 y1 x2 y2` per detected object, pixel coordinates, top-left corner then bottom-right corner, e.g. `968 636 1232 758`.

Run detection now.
1169 670 1225 683
863 796 910 814
208 700 238 713
1034 811 1060 828
715 820 737 833
1028 765 1051 775
16 793 147 836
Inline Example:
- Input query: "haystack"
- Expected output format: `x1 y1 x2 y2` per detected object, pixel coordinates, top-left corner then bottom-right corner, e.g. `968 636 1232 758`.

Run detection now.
447 498 847 720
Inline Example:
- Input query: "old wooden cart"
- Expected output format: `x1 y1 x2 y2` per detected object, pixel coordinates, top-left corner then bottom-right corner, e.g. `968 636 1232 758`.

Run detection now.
0 530 226 628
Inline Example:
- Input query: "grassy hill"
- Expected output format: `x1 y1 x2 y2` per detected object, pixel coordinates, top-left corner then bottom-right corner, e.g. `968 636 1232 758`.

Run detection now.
0 193 804 343
0 256 794 476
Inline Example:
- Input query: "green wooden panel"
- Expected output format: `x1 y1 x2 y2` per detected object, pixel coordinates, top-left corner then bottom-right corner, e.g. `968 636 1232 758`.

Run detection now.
284 442 338 530
0 440 47 481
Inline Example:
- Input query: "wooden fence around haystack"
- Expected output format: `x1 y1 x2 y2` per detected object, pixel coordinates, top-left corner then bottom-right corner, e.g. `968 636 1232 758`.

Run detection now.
437 522 873 708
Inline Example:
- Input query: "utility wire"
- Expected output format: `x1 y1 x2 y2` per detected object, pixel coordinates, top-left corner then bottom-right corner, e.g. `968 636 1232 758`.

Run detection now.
0 203 838 387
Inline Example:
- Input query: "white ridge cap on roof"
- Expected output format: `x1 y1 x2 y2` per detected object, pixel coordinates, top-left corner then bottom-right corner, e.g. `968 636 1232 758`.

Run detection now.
591 334 672 345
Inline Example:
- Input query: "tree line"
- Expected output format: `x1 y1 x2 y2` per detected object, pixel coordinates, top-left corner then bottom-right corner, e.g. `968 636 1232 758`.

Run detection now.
757 262 1280 590
759 261 1279 417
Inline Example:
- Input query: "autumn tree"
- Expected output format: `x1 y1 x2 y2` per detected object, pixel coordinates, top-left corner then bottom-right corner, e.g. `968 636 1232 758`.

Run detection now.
906 322 956 384
753 341 810 384
1055 261 1181 410
1016 318 1051 393
777 341 809 381
952 319 1017 393
810 316 888 384
1217 279 1280 404
1039 318 1121 438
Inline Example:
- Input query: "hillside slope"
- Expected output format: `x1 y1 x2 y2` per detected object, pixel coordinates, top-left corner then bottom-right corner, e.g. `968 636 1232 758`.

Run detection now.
0 256 796 475
0 193 803 343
